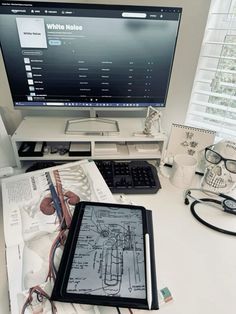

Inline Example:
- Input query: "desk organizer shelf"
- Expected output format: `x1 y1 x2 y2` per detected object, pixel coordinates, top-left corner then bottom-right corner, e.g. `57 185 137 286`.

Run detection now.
11 116 167 168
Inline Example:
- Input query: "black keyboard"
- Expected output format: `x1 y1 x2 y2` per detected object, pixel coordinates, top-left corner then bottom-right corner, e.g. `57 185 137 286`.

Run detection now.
95 160 161 194
25 161 58 172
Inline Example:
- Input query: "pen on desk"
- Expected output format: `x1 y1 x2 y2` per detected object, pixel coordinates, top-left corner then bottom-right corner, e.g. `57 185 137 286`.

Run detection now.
145 233 152 310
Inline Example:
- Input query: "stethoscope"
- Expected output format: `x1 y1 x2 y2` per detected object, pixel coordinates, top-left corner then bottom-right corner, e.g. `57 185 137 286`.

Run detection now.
184 188 236 236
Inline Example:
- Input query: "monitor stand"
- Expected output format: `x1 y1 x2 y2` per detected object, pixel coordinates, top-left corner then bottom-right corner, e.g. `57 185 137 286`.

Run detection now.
64 108 120 135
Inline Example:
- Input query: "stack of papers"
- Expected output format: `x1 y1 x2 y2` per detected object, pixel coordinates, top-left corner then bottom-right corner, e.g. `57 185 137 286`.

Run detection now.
1 160 115 313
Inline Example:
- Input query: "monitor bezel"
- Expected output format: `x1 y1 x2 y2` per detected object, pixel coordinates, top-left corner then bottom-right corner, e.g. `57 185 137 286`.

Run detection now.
0 1 182 111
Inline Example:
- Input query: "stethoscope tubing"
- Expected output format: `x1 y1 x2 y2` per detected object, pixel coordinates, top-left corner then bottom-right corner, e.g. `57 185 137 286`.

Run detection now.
190 198 236 236
185 189 236 236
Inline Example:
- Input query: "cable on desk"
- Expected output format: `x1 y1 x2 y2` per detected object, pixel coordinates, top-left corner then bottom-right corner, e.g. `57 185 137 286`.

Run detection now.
116 307 121 314
46 228 66 281
128 309 134 314
21 285 57 314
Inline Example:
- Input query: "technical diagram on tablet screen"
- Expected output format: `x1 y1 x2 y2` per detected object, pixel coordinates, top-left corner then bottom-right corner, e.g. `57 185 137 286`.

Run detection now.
66 204 146 299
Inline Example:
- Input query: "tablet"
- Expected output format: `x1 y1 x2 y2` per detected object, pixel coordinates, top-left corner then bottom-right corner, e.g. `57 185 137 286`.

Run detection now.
51 201 158 310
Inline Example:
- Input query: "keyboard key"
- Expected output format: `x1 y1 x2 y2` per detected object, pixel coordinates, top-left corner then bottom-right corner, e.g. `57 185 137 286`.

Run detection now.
95 160 161 194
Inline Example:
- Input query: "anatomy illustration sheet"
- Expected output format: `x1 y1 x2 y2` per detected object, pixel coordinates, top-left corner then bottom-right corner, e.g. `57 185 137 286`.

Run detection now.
1 160 115 314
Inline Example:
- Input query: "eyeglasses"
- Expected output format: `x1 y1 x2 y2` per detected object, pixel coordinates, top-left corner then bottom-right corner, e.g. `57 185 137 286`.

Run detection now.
205 146 236 174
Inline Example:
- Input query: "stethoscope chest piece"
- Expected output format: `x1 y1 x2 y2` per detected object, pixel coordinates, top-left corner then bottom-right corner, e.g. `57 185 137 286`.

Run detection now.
222 198 236 215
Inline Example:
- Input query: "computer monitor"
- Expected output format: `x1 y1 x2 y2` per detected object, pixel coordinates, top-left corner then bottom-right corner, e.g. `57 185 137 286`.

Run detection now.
0 1 182 113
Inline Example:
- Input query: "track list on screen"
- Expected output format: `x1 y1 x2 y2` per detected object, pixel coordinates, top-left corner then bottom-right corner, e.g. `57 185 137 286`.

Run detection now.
0 2 182 108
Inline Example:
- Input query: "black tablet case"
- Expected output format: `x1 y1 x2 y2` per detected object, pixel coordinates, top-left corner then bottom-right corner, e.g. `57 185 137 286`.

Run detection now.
51 203 159 310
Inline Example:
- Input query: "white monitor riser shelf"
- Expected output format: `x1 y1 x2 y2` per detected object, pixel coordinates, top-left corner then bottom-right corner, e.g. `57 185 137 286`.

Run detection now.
11 116 167 168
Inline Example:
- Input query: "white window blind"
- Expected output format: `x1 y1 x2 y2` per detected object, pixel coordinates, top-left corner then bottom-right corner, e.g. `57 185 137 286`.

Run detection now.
186 0 236 140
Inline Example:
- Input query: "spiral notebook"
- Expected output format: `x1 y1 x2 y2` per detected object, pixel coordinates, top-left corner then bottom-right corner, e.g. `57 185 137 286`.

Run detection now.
166 124 216 173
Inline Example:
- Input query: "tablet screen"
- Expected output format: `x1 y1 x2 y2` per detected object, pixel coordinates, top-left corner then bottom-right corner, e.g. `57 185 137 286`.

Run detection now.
66 203 146 299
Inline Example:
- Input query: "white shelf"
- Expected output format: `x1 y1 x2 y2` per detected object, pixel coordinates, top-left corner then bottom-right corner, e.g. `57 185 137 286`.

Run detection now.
12 116 167 168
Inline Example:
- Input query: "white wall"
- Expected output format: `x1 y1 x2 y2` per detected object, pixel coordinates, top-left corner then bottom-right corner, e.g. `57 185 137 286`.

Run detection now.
0 0 211 134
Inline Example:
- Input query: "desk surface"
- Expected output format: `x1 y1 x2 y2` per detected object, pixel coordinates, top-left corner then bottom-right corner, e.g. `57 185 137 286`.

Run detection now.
1 172 236 314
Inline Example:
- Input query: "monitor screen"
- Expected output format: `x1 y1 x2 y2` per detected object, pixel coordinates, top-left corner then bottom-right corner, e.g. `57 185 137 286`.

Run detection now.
0 2 182 109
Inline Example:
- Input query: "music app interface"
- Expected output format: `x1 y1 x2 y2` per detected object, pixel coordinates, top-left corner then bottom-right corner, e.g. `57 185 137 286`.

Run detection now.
0 3 181 107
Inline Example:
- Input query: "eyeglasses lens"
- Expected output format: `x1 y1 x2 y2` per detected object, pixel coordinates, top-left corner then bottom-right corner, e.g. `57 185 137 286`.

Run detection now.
226 160 236 174
205 149 221 164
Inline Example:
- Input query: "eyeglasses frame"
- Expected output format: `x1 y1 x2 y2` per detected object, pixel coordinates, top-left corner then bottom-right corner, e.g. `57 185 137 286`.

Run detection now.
204 146 236 174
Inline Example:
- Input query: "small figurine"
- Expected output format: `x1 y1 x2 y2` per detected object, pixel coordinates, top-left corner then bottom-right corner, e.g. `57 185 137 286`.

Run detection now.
143 106 162 135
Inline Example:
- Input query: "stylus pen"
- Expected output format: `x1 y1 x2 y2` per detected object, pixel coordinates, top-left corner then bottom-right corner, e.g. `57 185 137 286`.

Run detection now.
145 233 152 310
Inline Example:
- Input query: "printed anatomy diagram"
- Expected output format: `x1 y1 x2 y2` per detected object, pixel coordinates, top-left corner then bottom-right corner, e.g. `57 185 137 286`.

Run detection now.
67 205 146 299
21 164 92 291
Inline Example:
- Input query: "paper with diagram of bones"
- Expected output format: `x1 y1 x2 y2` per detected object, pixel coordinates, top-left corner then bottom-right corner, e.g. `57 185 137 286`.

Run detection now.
1 160 115 314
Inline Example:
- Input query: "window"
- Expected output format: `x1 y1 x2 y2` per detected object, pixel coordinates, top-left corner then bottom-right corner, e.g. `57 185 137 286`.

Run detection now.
186 0 236 140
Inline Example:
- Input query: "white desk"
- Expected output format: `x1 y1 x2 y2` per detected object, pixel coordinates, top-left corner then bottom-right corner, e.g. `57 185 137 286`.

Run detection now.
1 172 236 314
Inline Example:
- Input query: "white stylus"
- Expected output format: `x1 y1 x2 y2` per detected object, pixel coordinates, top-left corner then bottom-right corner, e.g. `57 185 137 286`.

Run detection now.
145 233 152 310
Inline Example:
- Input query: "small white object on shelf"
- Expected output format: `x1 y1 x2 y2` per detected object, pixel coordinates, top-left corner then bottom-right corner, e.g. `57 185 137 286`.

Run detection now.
135 143 160 153
143 106 162 135
95 143 118 153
